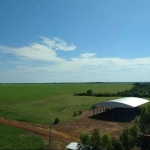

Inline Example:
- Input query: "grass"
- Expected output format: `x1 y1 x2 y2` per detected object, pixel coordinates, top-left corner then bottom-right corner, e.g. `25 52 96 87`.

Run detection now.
0 83 133 123
0 124 45 150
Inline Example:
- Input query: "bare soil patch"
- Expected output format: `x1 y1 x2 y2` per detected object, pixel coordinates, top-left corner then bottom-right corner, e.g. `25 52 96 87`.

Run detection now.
54 109 135 139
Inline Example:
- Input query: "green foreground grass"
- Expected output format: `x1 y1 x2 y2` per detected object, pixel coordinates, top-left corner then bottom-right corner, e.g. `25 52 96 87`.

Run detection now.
0 83 132 123
0 124 45 150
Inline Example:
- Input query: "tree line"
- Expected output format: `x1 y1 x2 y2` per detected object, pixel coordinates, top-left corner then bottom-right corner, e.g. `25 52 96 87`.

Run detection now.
74 83 150 97
80 125 139 150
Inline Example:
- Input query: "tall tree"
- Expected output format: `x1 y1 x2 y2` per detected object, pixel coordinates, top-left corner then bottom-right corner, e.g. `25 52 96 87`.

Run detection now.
120 127 134 150
101 133 111 149
130 124 139 141
111 137 123 150
91 128 102 150
80 132 91 146
140 104 150 133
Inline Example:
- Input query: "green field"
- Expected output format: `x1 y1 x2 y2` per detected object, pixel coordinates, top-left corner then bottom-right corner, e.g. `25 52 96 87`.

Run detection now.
0 83 133 123
0 124 45 150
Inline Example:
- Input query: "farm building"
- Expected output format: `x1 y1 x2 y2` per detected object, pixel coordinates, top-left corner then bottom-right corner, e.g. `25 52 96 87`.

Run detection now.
92 97 149 119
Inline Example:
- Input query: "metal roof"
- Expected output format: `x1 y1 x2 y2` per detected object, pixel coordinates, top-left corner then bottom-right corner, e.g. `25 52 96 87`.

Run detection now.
66 142 78 150
94 97 149 108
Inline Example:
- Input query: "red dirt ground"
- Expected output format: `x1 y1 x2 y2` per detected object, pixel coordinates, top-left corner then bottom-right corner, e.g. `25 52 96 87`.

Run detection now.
0 109 136 149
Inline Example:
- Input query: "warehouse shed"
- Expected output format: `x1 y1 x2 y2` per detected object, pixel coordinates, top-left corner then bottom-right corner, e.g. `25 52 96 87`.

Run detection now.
92 97 149 115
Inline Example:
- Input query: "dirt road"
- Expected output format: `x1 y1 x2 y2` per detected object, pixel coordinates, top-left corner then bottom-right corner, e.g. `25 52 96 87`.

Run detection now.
0 117 78 145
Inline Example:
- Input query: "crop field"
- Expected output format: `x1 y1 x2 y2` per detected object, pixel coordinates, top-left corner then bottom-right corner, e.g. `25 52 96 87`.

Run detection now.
0 83 133 123
0 123 45 149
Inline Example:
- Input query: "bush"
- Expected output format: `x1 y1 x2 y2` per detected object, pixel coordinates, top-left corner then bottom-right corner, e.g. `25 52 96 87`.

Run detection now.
73 112 77 117
53 118 59 124
91 105 96 109
78 110 82 115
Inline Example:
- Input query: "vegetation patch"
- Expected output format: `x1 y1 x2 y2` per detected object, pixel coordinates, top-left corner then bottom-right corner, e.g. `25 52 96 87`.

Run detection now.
0 124 45 150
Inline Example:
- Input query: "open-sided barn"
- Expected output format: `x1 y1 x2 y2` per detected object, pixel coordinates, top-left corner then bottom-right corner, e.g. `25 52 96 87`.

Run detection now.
93 97 149 115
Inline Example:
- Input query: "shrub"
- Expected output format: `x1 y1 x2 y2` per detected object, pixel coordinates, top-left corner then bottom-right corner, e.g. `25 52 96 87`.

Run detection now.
53 118 59 124
91 105 96 109
78 110 82 115
73 112 77 117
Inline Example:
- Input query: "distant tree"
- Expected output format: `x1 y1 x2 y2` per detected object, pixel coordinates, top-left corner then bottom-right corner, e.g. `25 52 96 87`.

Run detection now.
75 83 150 97
86 90 93 96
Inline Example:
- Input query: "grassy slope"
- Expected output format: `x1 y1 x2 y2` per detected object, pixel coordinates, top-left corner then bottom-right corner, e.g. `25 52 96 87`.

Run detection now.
0 124 45 150
0 83 132 123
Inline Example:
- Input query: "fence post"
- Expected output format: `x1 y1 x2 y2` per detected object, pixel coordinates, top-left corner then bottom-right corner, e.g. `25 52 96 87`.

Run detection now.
49 122 52 147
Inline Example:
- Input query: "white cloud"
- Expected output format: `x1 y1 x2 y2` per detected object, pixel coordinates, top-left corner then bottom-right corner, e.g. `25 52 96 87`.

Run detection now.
10 54 150 75
41 37 76 51
68 56 150 73
0 44 63 62
80 53 96 58
0 37 76 62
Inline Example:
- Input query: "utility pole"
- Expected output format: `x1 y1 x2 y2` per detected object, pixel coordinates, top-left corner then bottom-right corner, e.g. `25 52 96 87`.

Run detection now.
49 122 52 147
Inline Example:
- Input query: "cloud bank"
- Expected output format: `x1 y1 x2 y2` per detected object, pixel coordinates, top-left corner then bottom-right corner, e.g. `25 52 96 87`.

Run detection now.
0 37 150 83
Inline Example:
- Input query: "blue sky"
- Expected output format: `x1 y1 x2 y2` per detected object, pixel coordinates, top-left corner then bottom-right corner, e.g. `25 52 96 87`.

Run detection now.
0 0 150 83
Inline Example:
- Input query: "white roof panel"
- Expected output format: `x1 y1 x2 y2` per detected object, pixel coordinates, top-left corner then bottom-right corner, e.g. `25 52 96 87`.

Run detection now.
66 142 78 150
94 97 149 108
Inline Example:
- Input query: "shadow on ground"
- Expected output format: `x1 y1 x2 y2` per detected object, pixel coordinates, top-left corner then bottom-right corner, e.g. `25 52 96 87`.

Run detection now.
89 112 138 122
